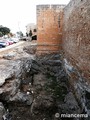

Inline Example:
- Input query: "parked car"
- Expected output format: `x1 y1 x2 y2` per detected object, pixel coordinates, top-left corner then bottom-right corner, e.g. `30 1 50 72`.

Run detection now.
0 41 8 48
2 39 9 45
3 39 13 45
10 37 19 43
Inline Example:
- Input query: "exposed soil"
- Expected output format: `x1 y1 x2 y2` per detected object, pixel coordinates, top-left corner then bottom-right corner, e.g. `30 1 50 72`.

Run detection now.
0 41 81 120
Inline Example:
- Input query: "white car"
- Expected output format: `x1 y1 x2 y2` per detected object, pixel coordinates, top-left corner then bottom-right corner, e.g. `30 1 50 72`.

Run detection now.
10 37 19 43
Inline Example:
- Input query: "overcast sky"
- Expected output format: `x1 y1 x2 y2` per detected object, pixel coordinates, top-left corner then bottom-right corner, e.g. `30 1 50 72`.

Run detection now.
0 0 70 34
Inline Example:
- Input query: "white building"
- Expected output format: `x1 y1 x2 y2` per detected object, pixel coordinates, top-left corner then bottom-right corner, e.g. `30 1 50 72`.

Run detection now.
26 23 37 35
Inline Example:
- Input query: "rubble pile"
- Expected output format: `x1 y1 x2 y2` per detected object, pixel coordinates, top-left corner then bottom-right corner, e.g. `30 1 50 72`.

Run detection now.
0 43 80 120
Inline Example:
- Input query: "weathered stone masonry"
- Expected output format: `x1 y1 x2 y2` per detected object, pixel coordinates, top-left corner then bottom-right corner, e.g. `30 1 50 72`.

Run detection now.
63 0 90 114
37 5 65 54
63 0 90 81
36 0 90 114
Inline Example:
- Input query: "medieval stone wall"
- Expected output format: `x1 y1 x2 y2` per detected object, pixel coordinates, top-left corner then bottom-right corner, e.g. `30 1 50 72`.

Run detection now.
63 0 90 81
37 5 65 54
36 0 90 114
63 0 90 113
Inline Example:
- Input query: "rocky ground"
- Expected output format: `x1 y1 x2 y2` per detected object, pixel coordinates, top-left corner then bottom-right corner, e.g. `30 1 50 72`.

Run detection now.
0 41 82 120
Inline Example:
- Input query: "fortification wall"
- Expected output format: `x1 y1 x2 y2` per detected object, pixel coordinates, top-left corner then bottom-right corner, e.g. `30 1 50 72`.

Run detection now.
36 0 90 114
63 0 90 113
63 0 90 80
37 5 65 54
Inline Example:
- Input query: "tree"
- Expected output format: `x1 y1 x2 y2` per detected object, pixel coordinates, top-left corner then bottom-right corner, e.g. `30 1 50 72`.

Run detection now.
0 26 10 36
16 31 23 38
29 30 32 37
0 32 3 37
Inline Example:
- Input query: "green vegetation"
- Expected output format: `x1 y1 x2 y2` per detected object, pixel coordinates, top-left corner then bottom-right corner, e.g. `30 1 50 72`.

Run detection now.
16 31 23 38
0 25 10 36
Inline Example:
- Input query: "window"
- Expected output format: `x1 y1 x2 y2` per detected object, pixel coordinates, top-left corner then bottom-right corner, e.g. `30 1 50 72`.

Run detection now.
33 29 37 32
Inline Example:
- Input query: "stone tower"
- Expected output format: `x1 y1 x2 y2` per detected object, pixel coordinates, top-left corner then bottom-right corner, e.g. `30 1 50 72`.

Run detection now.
37 5 65 54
